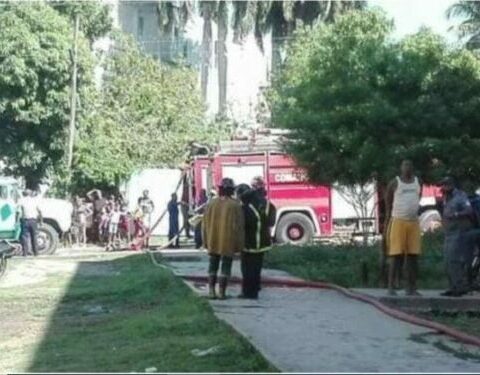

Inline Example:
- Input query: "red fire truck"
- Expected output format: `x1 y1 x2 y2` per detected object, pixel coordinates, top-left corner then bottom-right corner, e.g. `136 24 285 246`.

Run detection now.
186 129 443 244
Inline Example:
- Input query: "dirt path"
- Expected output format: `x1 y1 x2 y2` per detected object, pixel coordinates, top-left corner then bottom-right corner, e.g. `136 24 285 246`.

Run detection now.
0 247 135 288
168 256 480 372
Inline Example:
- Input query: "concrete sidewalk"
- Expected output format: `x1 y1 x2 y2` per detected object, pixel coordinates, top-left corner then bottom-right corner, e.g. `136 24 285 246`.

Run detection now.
168 255 480 372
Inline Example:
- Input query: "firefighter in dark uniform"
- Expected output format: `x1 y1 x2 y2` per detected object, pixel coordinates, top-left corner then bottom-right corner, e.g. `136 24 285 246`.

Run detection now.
238 183 276 299
440 177 474 297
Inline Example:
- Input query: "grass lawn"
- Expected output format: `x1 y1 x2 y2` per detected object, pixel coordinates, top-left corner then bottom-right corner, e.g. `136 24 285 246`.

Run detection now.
416 311 480 338
264 232 447 289
0 253 275 373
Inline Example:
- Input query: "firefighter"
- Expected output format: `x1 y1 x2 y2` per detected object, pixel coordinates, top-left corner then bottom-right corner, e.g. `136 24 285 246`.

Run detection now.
238 185 276 299
202 178 245 300
440 177 474 297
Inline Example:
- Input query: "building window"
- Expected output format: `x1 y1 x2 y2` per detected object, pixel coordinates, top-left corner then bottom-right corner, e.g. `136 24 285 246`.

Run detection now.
138 16 144 37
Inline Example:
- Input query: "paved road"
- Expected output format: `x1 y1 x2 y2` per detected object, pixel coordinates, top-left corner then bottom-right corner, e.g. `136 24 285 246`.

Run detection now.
168 256 480 372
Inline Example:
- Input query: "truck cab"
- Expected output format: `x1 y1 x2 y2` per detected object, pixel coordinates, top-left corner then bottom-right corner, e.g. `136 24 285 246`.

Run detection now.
0 177 73 254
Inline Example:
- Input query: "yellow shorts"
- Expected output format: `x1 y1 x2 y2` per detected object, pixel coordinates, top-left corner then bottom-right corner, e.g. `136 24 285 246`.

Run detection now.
387 218 421 256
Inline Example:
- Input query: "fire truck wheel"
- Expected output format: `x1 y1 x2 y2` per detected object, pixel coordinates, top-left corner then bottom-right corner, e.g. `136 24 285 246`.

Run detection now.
276 213 315 245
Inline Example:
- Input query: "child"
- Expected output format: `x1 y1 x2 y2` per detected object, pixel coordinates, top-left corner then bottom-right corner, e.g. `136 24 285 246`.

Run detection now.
99 207 110 245
73 197 92 247
107 204 121 251
119 205 131 244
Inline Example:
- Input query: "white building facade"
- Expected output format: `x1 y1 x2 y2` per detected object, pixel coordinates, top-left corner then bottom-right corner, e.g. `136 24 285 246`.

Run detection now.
102 0 272 125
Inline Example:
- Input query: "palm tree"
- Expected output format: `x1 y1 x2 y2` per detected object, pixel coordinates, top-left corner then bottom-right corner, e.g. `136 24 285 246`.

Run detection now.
198 1 215 104
447 1 480 50
156 1 227 115
216 1 229 116
155 1 194 61
200 1 238 117
232 1 366 74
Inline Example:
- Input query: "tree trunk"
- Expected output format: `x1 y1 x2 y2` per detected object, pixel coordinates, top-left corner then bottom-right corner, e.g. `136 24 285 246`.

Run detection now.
217 1 228 117
271 24 284 77
201 5 213 102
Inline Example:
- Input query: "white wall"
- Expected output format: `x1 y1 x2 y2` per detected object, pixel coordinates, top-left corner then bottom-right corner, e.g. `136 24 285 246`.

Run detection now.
184 13 272 123
122 168 183 236
106 1 272 125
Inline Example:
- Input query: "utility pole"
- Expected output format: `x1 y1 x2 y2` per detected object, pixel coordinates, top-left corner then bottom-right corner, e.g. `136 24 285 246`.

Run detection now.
67 13 80 173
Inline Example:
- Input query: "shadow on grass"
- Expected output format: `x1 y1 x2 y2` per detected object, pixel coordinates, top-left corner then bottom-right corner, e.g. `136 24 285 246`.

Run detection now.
27 254 275 373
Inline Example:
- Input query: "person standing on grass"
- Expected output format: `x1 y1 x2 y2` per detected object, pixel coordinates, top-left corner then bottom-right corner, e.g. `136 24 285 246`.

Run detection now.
73 196 92 247
19 189 42 257
168 193 180 249
385 160 422 296
106 203 121 251
202 178 245 300
237 185 276 300
440 177 474 297
138 190 154 247
87 189 107 243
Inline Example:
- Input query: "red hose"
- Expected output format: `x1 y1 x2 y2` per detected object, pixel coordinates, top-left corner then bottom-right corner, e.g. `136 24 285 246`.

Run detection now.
180 274 480 347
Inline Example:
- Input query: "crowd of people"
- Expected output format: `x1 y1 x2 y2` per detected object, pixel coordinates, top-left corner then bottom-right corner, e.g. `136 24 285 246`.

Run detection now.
71 189 155 251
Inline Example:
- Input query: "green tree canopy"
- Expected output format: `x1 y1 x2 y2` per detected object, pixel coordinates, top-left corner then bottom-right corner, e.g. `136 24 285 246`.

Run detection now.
270 10 480 190
71 34 226 193
0 3 93 189
50 0 113 43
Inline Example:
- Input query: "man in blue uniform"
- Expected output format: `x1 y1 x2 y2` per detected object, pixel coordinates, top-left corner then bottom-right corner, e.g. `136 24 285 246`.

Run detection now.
440 177 474 297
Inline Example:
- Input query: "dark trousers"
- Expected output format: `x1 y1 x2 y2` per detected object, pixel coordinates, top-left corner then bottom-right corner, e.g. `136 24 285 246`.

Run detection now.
21 219 38 256
181 205 191 237
194 224 202 249
208 254 233 277
241 251 264 299
168 220 180 248
444 230 475 292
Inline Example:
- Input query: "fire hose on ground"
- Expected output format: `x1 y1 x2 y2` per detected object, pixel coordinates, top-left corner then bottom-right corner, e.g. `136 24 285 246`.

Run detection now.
178 274 480 348
130 171 480 349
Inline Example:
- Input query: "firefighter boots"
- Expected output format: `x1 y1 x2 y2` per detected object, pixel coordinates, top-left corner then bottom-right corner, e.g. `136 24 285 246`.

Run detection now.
208 275 217 299
218 276 228 300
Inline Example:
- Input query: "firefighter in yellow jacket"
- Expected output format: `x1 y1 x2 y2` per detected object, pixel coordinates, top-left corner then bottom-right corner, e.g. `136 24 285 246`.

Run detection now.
202 178 245 299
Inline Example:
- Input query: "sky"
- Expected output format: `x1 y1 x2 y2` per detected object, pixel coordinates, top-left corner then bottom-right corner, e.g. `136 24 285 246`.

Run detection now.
368 0 458 41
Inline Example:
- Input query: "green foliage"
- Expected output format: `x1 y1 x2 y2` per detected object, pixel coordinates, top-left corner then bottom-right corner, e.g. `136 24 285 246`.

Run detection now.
0 3 93 189
71 34 226 193
50 0 113 42
447 0 480 50
271 10 480 188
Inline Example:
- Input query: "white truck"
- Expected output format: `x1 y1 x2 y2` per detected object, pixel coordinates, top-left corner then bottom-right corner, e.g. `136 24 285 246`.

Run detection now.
0 176 73 255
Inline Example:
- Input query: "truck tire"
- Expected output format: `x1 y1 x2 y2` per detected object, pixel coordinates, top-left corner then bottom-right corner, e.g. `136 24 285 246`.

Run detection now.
419 209 442 233
37 223 59 255
275 213 315 245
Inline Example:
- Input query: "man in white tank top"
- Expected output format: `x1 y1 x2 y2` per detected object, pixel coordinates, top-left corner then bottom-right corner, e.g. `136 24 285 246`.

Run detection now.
385 160 422 296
